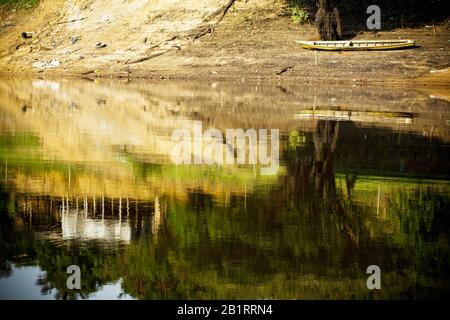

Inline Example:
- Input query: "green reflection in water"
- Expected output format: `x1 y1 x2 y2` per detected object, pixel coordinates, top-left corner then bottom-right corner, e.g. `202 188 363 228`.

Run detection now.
0 79 449 299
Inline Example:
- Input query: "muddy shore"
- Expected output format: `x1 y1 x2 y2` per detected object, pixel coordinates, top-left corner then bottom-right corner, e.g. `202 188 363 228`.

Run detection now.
0 0 449 86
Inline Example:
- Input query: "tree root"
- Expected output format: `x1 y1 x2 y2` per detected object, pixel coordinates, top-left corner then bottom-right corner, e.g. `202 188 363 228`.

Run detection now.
124 0 236 65
189 0 237 40
125 48 178 65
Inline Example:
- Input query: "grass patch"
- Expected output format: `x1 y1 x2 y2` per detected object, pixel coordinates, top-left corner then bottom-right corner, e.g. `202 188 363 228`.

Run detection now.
0 0 39 9
290 6 309 24
287 0 313 25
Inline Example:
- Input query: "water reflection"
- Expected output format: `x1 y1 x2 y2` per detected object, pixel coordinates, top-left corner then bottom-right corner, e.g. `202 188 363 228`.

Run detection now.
0 78 449 299
61 209 132 243
0 264 133 300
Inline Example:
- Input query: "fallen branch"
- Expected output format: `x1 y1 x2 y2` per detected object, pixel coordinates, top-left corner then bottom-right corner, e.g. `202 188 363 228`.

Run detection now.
124 36 180 65
55 17 86 25
205 0 237 22
125 48 176 65
81 69 96 75
144 36 178 53
190 0 236 40
276 65 294 75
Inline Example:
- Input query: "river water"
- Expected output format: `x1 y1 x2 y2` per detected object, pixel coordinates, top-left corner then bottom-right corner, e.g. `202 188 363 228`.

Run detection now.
0 78 449 299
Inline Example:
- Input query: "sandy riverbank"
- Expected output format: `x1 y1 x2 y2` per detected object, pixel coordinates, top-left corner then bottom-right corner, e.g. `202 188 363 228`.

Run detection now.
0 0 449 85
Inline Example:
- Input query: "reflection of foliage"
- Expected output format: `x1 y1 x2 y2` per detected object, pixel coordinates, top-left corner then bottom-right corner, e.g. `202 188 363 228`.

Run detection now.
388 189 450 297
0 132 282 203
109 180 450 299
33 243 119 299
0 186 37 274
1 173 450 298
287 130 306 154
1 125 450 299
0 133 40 148
0 133 69 176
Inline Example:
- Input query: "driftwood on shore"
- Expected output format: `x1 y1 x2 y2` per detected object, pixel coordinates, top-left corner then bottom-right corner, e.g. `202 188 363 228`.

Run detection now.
190 0 237 40
125 48 177 65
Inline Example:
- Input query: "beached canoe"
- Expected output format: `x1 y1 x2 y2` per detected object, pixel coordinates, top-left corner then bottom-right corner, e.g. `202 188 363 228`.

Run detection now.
295 109 414 124
296 40 416 51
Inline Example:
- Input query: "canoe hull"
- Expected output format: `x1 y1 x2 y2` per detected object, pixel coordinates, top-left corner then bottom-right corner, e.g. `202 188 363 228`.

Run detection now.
296 40 416 51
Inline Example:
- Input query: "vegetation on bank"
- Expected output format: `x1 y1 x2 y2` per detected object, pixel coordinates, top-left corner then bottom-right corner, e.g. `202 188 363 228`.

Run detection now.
287 0 449 28
0 0 39 9
287 0 313 25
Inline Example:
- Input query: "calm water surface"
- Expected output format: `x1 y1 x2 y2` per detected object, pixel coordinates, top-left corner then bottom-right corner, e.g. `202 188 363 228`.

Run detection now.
0 79 449 299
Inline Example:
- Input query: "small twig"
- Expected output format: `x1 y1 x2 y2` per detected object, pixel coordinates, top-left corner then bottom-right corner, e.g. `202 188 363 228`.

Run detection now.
125 48 176 65
81 69 96 75
124 35 180 64
276 65 294 75
189 0 236 40
55 17 86 25
144 36 178 53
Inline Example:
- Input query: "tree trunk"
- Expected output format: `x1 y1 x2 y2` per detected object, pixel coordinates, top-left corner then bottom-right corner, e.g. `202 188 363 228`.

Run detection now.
315 0 342 40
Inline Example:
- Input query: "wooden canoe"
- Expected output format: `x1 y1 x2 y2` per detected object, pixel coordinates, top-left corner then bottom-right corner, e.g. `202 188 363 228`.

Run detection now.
295 109 414 124
296 40 416 51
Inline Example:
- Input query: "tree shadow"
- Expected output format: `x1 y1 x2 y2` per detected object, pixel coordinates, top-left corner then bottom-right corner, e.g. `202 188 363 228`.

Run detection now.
339 0 449 39
287 0 449 40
